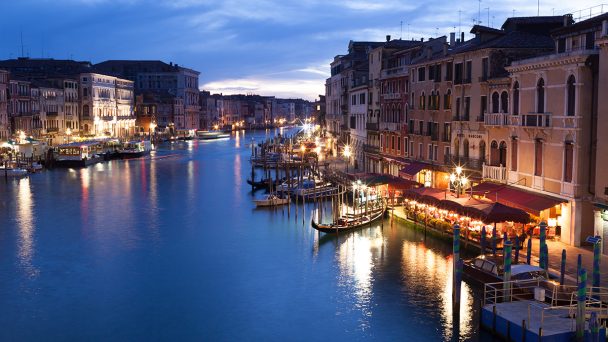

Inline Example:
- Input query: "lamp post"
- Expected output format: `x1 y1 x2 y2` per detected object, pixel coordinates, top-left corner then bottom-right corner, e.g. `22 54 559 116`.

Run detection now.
149 122 157 143
343 145 351 173
449 166 468 198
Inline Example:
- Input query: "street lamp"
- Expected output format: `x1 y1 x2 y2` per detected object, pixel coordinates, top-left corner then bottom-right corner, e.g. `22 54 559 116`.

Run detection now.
149 122 157 142
343 145 351 173
449 166 468 198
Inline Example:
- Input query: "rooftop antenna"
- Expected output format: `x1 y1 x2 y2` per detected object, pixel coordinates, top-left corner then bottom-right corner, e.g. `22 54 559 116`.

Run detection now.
537 0 540 16
512 9 516 17
400 21 403 39
458 10 462 37
408 23 410 40
492 15 495 28
478 0 482 25
485 7 490 27
20 30 24 58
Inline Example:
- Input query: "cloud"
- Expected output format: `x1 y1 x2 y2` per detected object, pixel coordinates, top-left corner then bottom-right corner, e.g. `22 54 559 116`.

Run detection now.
202 75 325 101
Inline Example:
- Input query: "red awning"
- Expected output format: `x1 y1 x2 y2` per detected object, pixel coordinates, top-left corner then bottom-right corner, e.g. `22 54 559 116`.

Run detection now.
470 182 567 216
399 162 430 179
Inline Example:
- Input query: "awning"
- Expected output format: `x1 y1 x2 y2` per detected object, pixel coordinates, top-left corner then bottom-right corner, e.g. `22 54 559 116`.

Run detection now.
470 182 567 216
399 162 430 179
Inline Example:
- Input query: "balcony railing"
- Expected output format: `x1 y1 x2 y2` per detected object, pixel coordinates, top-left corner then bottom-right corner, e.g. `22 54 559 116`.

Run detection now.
381 66 409 78
366 122 379 131
521 112 551 127
363 144 380 154
482 163 508 183
484 113 509 126
46 111 58 117
444 154 484 170
382 93 402 100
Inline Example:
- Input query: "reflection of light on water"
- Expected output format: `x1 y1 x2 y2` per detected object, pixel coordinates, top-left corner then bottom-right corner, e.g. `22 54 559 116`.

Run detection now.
400 240 474 340
148 157 160 241
16 178 38 277
336 229 385 330
234 154 241 201
235 130 240 148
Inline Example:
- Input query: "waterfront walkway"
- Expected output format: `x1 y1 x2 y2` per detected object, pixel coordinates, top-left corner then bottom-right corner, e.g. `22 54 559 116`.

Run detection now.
389 205 608 286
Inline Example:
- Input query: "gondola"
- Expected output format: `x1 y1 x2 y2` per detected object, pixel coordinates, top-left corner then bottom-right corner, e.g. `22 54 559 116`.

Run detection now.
246 178 271 190
311 207 386 234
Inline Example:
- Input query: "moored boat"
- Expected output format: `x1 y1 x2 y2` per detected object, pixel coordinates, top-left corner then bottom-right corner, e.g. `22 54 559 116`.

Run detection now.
247 178 271 190
253 194 290 207
0 167 28 177
311 206 386 234
196 130 230 140
54 142 105 168
119 141 152 159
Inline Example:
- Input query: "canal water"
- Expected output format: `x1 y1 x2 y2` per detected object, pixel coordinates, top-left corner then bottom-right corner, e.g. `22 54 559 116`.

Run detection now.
0 129 493 341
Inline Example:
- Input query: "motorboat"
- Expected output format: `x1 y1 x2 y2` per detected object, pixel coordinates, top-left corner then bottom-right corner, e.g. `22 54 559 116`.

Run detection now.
120 141 152 159
196 130 230 140
254 194 290 207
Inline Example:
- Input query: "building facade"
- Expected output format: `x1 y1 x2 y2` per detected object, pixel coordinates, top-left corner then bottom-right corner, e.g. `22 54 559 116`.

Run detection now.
0 71 9 141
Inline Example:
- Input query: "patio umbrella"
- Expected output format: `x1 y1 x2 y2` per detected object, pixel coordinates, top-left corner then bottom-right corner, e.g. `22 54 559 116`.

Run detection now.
469 202 531 224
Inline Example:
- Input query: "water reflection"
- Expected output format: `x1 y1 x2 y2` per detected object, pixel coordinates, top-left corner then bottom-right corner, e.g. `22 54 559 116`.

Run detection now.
16 178 38 277
401 239 475 340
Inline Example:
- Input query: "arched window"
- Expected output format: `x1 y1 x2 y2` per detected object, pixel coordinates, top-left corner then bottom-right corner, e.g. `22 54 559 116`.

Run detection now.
463 139 469 159
492 92 500 113
499 141 507 166
490 140 499 166
420 92 425 110
444 89 452 109
479 140 486 164
513 81 520 115
454 138 460 158
83 105 89 117
536 78 545 113
567 75 576 116
501 91 509 113
511 137 518 171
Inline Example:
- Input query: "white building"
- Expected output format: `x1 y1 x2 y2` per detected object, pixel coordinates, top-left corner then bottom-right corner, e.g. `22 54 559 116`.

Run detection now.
349 85 368 170
79 73 135 138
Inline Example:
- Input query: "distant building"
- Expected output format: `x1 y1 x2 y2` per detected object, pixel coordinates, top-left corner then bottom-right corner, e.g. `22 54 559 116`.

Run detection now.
79 73 135 138
93 60 201 133
0 70 9 141
8 79 33 135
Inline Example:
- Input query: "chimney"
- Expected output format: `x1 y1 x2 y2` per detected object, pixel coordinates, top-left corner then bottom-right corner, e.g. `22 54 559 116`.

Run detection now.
443 42 449 56
461 32 465 43
563 14 573 27
450 32 456 46
386 35 391 42
456 38 461 44
603 20 608 37
420 37 424 42
426 46 432 59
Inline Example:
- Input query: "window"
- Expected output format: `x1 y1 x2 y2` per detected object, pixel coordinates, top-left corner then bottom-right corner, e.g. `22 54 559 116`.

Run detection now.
434 145 438 161
463 139 469 159
481 58 489 80
419 92 426 110
418 121 423 135
567 75 576 116
492 92 500 113
534 139 543 176
404 137 409 155
454 63 463 83
456 98 461 118
360 93 366 104
481 95 487 119
513 81 520 115
418 67 426 82
83 105 89 117
511 138 518 171
410 141 414 156
443 123 451 142
499 141 507 166
396 136 401 151
419 143 423 158
391 135 395 149
557 38 566 53
501 91 509 113
586 32 595 50
564 141 573 182
428 65 435 80
83 87 88 97
464 97 470 120
446 62 453 81
352 94 356 105
428 144 433 160
536 78 545 113
465 61 472 82
444 89 452 109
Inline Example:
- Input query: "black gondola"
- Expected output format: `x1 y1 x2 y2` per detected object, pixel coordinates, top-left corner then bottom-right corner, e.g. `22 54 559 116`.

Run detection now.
246 178 271 190
311 207 386 234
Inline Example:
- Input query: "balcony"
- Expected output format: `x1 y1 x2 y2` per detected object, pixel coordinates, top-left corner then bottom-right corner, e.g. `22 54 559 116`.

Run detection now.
46 127 59 133
363 144 380 154
46 111 58 117
381 66 408 78
484 113 509 126
444 154 484 170
382 93 402 100
521 112 551 127
482 163 508 183
366 122 379 131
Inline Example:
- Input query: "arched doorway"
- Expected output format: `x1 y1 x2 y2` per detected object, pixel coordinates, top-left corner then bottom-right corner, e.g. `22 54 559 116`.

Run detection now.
479 140 486 164
490 140 499 166
499 141 507 166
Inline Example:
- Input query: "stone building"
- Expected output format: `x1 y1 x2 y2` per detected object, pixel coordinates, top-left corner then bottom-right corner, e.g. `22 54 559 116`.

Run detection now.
0 70 9 141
